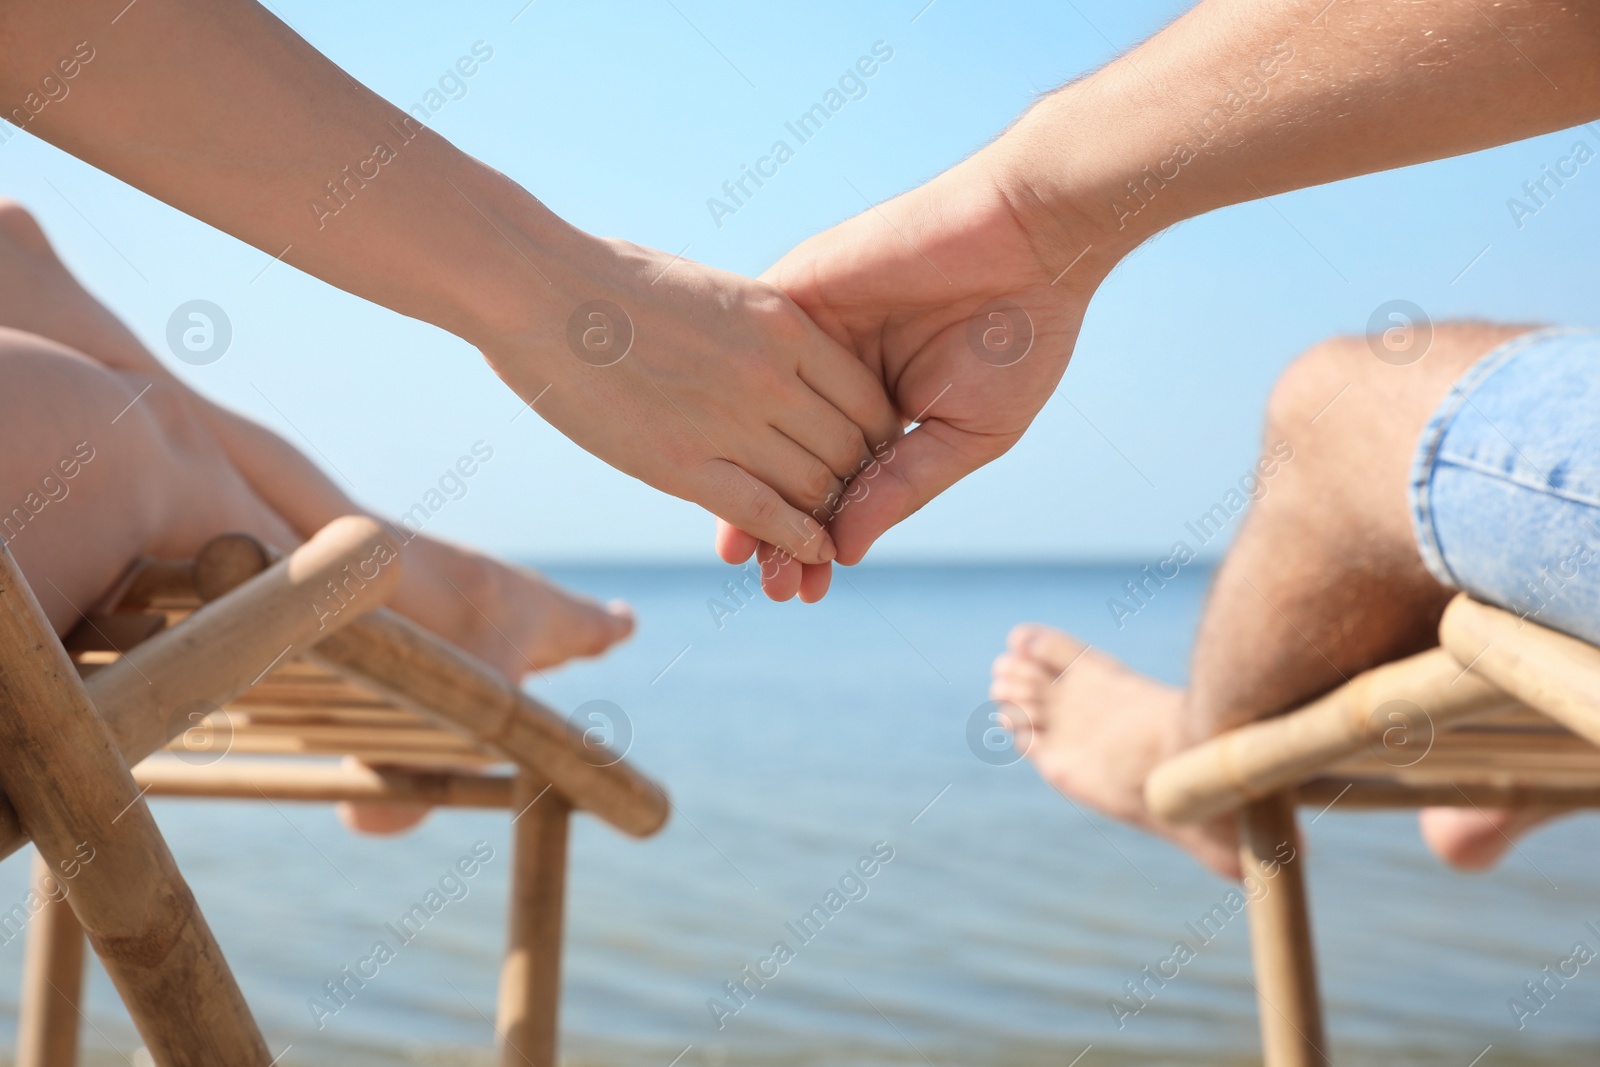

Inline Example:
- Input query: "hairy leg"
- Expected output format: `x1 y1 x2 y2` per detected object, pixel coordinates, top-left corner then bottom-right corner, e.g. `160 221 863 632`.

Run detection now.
1180 326 1528 740
1190 324 1564 871
0 200 632 681
994 324 1541 878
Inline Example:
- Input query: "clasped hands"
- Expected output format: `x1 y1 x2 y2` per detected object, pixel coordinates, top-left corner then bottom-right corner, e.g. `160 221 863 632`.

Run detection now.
714 146 1121 601
491 134 1123 603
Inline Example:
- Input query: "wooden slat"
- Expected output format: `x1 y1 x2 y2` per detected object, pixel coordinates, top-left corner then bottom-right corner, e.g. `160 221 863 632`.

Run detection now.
215 737 493 764
1298 777 1600 808
1442 594 1600 749
223 707 440 727
1147 648 1512 824
233 676 395 707
134 759 514 807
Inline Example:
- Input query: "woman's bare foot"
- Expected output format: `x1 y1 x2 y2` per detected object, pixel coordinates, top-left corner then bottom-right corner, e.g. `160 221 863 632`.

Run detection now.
0 202 637 835
0 200 158 368
396 537 634 679
990 624 1243 879
1417 806 1567 871
338 546 634 835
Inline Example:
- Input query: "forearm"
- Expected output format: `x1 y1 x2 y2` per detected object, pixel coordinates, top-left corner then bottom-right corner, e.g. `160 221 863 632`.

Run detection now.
987 0 1600 263
0 0 561 347
2 0 902 563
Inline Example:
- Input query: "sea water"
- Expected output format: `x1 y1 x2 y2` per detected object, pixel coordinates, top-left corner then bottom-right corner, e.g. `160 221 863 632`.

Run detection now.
2 564 1596 1065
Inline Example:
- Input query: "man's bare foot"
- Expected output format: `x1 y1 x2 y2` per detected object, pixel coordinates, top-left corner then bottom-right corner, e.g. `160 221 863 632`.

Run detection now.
990 624 1242 879
1417 806 1566 871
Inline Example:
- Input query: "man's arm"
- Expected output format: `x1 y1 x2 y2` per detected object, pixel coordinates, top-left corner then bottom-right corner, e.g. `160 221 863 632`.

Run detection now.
1000 0 1600 265
0 0 902 563
732 0 1600 597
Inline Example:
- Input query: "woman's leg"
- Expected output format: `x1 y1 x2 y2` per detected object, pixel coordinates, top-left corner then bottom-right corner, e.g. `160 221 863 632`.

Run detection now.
0 329 298 633
0 200 633 681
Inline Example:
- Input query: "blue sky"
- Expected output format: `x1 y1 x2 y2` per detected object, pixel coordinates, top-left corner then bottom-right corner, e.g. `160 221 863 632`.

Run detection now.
1 0 1596 561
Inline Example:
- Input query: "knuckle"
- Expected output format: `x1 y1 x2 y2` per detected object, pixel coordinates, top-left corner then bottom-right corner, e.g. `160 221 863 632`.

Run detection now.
803 460 838 503
748 292 813 352
834 424 869 470
743 491 782 531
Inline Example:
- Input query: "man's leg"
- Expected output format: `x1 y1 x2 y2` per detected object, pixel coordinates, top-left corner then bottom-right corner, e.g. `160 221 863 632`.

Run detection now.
992 323 1537 878
1179 326 1528 739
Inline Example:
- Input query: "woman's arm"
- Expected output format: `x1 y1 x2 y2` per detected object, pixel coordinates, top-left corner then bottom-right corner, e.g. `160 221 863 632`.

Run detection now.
0 0 900 563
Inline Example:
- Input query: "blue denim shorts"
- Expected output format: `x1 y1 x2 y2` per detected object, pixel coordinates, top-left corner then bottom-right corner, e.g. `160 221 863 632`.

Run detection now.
1410 327 1600 645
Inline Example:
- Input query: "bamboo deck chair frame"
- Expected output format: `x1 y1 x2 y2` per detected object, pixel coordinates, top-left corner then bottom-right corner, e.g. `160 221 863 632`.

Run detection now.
1144 593 1600 1066
0 516 668 1067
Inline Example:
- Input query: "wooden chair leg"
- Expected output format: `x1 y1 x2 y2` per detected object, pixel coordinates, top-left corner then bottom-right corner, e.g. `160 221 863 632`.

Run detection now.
17 851 86 1067
496 774 570 1067
1239 793 1328 1067
0 543 269 1066
0 516 403 866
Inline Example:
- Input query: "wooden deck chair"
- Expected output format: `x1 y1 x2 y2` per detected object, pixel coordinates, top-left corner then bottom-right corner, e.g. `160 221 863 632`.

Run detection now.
0 518 668 1067
1144 593 1600 1066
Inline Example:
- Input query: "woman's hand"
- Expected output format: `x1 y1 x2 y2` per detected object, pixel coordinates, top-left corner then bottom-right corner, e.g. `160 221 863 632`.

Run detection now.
477 230 903 564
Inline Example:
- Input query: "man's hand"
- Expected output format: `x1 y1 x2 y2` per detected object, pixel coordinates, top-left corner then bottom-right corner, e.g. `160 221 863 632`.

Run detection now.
716 144 1124 598
720 0 1600 599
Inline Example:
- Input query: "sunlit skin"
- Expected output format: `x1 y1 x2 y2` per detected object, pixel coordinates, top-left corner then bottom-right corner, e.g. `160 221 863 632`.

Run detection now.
0 0 902 565
3 0 1599 867
0 201 633 834
727 0 1600 870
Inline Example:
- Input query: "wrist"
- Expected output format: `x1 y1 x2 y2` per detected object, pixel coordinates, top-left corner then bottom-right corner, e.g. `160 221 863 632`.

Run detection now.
976 73 1188 281
433 159 601 356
